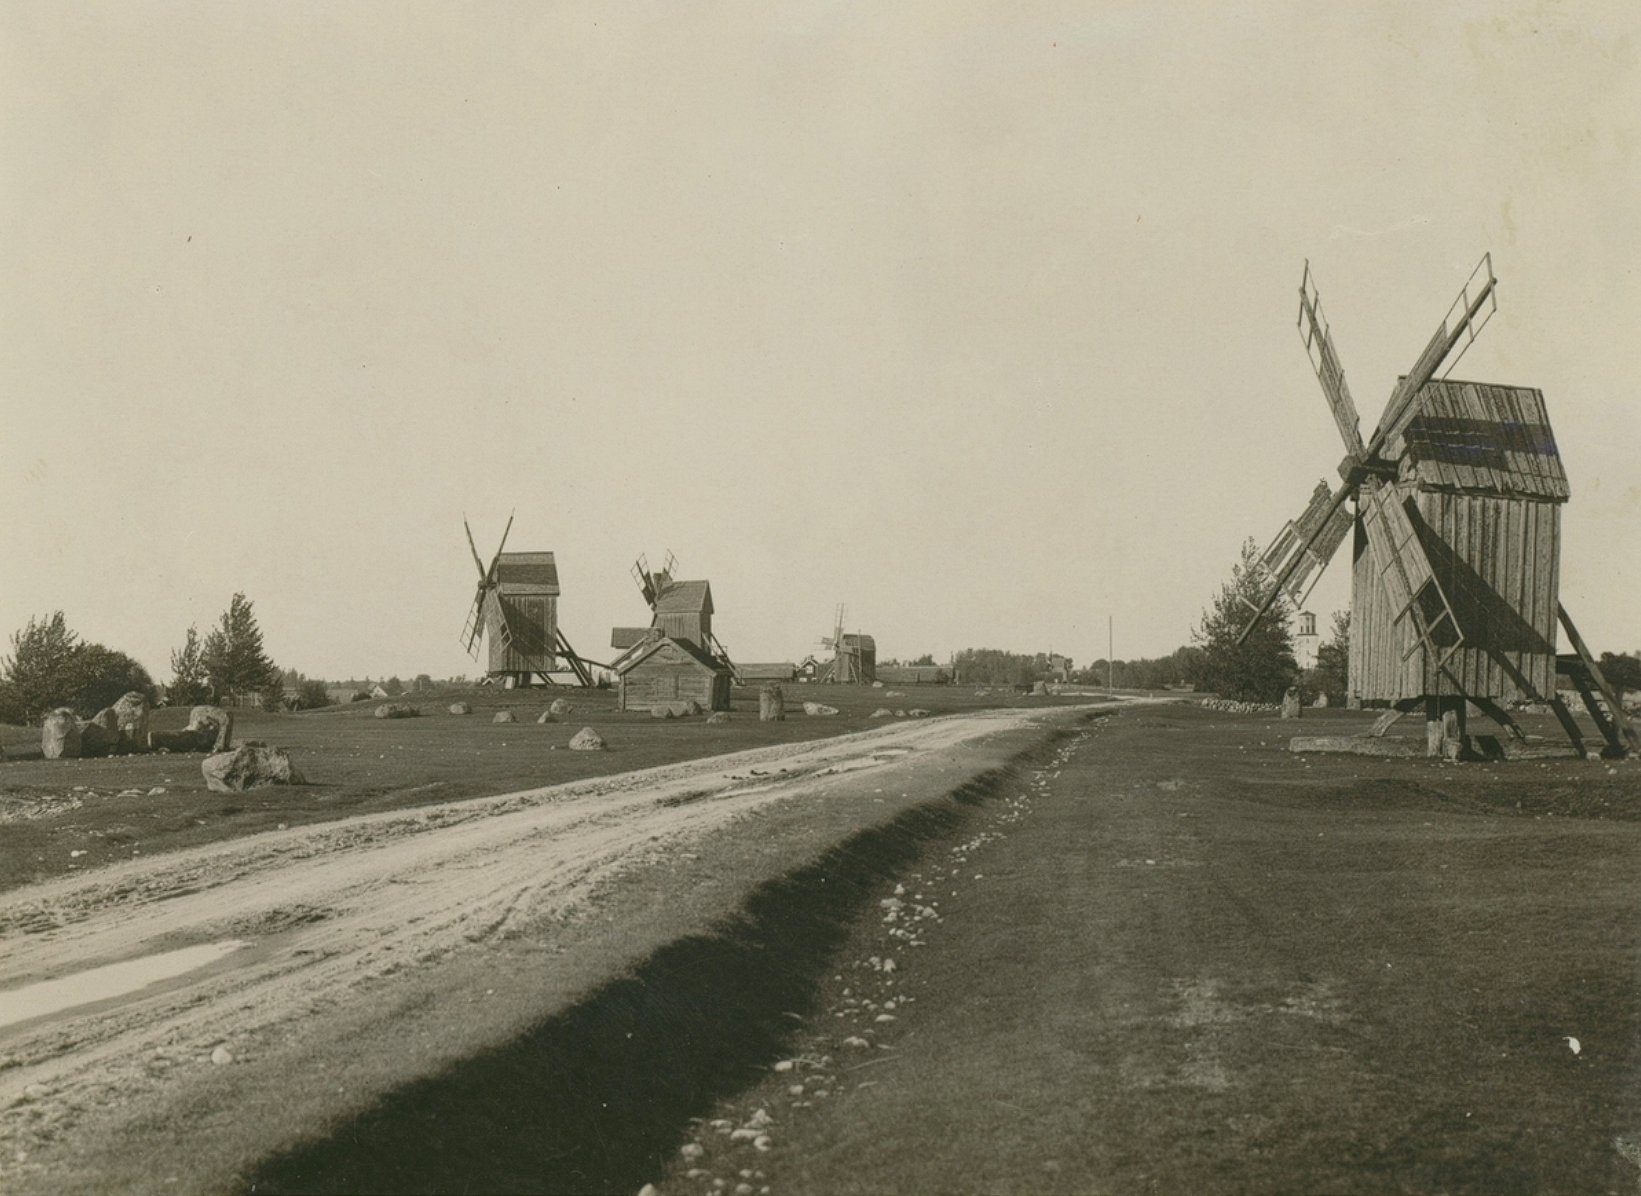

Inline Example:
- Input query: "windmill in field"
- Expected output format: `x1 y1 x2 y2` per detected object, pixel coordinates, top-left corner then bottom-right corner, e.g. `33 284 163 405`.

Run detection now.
819 603 876 685
1240 255 1635 759
611 552 738 675
460 515 596 687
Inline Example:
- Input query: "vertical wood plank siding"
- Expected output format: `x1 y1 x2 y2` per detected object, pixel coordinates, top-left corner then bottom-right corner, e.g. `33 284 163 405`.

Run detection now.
1351 491 1559 702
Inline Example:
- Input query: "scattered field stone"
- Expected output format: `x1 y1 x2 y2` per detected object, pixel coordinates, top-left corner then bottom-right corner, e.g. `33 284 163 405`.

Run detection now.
202 744 306 793
1198 698 1280 714
492 710 516 723
759 684 785 722
652 701 692 719
80 709 118 757
374 703 419 720
448 701 472 715
870 708 893 718
113 691 152 752
706 711 732 724
908 708 930 718
210 1046 233 1065
685 699 703 715
569 727 605 751
803 702 840 717
41 709 81 759
549 698 574 715
536 710 557 724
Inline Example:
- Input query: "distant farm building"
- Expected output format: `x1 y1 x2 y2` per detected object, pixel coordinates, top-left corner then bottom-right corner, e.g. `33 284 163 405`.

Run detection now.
613 634 731 712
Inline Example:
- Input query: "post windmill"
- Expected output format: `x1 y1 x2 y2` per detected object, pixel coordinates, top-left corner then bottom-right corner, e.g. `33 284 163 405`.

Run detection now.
460 515 597 688
1239 255 1635 759
819 603 875 685
612 551 739 678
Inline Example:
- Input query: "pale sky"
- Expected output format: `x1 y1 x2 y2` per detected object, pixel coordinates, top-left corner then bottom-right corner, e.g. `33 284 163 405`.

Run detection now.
3 2 1637 682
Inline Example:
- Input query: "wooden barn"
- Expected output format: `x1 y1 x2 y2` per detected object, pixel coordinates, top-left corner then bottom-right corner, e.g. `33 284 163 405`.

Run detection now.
1349 379 1566 707
614 634 731 712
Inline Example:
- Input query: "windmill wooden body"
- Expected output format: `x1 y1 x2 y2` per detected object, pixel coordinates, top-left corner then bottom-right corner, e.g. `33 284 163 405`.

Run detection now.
460 516 596 688
819 604 876 684
1242 257 1635 759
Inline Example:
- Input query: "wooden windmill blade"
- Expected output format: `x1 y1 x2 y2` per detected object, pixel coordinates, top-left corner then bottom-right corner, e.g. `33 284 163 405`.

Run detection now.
1297 262 1366 458
1358 479 1464 670
1254 480 1353 611
463 517 488 580
487 512 515 580
1369 253 1498 452
1237 478 1355 644
461 589 486 656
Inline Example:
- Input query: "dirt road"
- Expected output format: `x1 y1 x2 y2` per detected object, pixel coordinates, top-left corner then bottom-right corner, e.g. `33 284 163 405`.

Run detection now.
0 703 1097 1192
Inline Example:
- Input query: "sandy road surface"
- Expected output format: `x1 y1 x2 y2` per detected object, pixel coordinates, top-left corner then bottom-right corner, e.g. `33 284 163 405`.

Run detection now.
0 704 1096 1177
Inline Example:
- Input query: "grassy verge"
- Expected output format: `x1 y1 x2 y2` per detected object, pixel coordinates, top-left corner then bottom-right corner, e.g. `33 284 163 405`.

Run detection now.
652 703 1641 1195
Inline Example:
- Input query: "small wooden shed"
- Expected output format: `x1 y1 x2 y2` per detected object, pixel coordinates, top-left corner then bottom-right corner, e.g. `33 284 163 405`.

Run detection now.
1349 379 1566 706
615 634 732 712
483 552 561 677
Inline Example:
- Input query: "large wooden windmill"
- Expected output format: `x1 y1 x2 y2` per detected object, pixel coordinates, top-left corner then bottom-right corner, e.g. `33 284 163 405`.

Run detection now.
460 516 596 687
819 604 876 684
1241 256 1635 759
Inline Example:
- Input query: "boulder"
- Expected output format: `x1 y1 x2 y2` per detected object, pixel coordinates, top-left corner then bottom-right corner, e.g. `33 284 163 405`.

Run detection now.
549 698 574 716
370 685 390 699
149 727 218 753
112 692 151 752
885 691 905 698
536 710 558 724
201 743 306 793
907 708 930 718
493 710 517 723
759 684 786 723
1312 692 1330 709
448 701 473 715
187 706 234 751
870 708 894 718
651 702 692 719
569 726 605 751
374 703 418 719
872 680 884 689
1281 687 1302 721
705 711 732 725
684 699 703 716
802 702 840 717
894 709 907 717
1031 681 1049 696
42 708 81 759
80 709 120 756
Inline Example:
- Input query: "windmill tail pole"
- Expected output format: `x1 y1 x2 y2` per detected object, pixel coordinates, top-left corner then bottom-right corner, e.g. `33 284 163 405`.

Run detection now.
1236 480 1354 646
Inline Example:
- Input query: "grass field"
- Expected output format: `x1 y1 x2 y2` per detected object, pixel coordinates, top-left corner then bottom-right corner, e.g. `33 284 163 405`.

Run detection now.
648 703 1641 1195
0 682 1072 894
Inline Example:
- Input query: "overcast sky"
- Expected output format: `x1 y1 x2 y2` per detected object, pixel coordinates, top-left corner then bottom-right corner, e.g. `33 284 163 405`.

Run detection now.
3 1 1636 682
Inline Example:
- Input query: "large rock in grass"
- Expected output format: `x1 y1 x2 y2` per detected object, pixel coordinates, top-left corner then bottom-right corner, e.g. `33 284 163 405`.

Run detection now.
42 708 81 759
80 709 120 757
493 710 516 723
202 743 306 793
374 703 418 720
1281 687 1302 721
536 710 558 724
113 692 151 752
870 708 893 718
759 684 785 723
448 701 473 715
568 726 605 751
907 708 930 718
802 702 839 717
187 706 234 751
549 698 574 716
651 702 692 719
705 711 732 725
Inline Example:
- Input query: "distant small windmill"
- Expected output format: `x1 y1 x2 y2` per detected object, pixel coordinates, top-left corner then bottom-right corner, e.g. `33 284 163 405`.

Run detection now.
1239 256 1635 759
819 603 875 685
460 515 596 687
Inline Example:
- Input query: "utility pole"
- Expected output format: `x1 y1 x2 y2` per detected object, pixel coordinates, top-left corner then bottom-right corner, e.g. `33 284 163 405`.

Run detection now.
1108 615 1114 693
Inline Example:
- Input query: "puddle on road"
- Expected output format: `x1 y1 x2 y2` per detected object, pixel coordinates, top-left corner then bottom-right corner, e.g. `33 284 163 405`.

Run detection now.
0 940 251 1029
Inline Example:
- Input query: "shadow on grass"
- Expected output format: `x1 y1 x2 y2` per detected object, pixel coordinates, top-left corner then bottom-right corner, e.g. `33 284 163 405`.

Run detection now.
243 733 1073 1196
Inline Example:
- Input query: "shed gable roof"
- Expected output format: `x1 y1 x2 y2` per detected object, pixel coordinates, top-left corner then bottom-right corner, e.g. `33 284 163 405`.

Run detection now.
615 633 726 675
1387 380 1568 500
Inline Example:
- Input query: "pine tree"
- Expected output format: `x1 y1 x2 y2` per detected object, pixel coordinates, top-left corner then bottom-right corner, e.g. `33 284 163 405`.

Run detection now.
201 593 278 699
1192 539 1299 702
169 624 211 706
